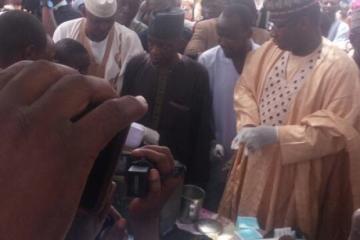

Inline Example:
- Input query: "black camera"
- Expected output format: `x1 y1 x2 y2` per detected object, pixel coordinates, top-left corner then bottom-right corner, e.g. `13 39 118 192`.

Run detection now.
118 153 186 199
126 156 154 198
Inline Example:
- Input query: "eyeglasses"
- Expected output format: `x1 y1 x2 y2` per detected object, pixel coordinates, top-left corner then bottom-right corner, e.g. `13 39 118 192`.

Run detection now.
270 16 299 30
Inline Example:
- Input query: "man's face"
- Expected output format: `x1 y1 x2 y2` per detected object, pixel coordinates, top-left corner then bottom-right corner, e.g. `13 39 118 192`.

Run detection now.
270 15 303 52
148 36 178 66
320 0 340 15
216 15 251 58
201 0 225 19
85 11 115 42
350 27 360 53
116 0 140 26
181 1 194 21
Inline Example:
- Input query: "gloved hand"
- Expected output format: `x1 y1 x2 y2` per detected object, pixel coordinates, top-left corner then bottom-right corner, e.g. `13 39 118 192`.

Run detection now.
231 126 278 153
211 144 225 159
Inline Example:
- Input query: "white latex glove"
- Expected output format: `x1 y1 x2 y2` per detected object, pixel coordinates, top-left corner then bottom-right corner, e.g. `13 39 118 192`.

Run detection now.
231 126 278 153
211 144 225 159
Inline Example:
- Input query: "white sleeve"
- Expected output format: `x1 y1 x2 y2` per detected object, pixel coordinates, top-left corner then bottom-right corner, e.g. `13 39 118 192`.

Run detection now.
198 53 207 67
116 29 144 91
52 25 64 43
333 22 350 44
125 31 144 56
120 30 144 72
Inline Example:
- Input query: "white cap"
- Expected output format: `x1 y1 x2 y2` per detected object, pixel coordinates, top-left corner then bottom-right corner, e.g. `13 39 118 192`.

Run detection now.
84 0 117 18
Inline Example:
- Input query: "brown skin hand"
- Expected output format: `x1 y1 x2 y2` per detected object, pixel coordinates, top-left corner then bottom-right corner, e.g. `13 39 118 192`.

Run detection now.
0 61 147 240
349 209 360 240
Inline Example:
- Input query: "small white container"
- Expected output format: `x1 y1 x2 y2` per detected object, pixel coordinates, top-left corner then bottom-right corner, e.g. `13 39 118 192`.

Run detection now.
125 122 145 149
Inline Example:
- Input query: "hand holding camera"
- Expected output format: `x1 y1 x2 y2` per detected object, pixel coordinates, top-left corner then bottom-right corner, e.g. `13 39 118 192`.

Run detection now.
125 148 186 197
67 145 183 240
128 146 184 239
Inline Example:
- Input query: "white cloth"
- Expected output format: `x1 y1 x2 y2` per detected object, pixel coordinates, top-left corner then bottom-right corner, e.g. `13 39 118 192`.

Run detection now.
198 42 258 160
88 36 107 63
84 0 116 18
53 18 144 91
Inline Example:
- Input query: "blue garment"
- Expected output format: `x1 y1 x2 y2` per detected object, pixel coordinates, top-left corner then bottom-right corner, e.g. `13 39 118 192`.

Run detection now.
327 20 349 46
199 43 258 160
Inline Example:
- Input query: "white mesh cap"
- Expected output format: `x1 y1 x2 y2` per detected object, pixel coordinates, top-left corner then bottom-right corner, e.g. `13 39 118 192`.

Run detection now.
84 0 117 18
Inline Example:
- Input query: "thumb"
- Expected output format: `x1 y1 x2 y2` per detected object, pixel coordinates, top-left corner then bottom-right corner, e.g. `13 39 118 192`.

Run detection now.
101 219 127 240
231 129 248 150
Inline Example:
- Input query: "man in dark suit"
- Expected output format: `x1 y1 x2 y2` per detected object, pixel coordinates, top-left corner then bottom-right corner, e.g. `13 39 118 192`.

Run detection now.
122 8 213 189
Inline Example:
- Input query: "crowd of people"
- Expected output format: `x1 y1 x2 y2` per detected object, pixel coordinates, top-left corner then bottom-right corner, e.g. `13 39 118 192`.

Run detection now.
1 0 360 239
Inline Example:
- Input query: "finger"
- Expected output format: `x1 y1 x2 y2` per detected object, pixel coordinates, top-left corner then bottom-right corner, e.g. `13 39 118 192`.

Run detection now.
33 74 117 120
140 145 174 162
98 182 117 220
131 148 174 174
238 128 253 144
102 219 127 240
244 146 249 156
127 169 161 218
351 209 360 230
75 95 148 151
1 61 77 106
246 144 256 154
108 206 123 221
0 61 33 91
131 147 164 162
140 145 171 155
148 169 161 196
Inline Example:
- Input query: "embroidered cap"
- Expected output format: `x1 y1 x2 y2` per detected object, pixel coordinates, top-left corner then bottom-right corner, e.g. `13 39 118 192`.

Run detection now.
265 0 319 17
85 0 117 18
